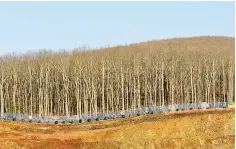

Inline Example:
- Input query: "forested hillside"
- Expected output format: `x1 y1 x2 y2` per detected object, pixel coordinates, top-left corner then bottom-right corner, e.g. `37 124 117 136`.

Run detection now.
0 36 234 117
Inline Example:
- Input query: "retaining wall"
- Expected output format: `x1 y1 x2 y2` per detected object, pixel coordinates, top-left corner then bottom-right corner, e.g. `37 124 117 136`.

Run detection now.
0 102 228 124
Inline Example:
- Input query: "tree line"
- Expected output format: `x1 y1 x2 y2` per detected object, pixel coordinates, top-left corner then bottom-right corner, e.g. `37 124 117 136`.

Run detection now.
0 36 234 118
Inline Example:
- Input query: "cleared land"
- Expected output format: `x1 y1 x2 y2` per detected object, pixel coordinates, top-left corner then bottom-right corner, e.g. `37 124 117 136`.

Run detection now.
0 109 234 149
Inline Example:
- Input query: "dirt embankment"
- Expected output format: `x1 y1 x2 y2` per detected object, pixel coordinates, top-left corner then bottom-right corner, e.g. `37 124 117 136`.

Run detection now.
0 109 234 149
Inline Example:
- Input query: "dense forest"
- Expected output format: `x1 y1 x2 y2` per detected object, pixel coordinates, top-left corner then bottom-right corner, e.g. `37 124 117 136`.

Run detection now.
0 36 234 118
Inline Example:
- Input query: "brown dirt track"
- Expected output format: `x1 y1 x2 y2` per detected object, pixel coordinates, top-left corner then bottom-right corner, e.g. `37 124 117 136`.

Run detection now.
0 109 234 149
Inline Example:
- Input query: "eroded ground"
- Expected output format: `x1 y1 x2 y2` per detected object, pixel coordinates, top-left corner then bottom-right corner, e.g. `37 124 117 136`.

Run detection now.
0 109 234 149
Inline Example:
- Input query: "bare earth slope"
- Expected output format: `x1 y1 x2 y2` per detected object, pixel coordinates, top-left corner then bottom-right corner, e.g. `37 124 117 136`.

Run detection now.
0 109 234 149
